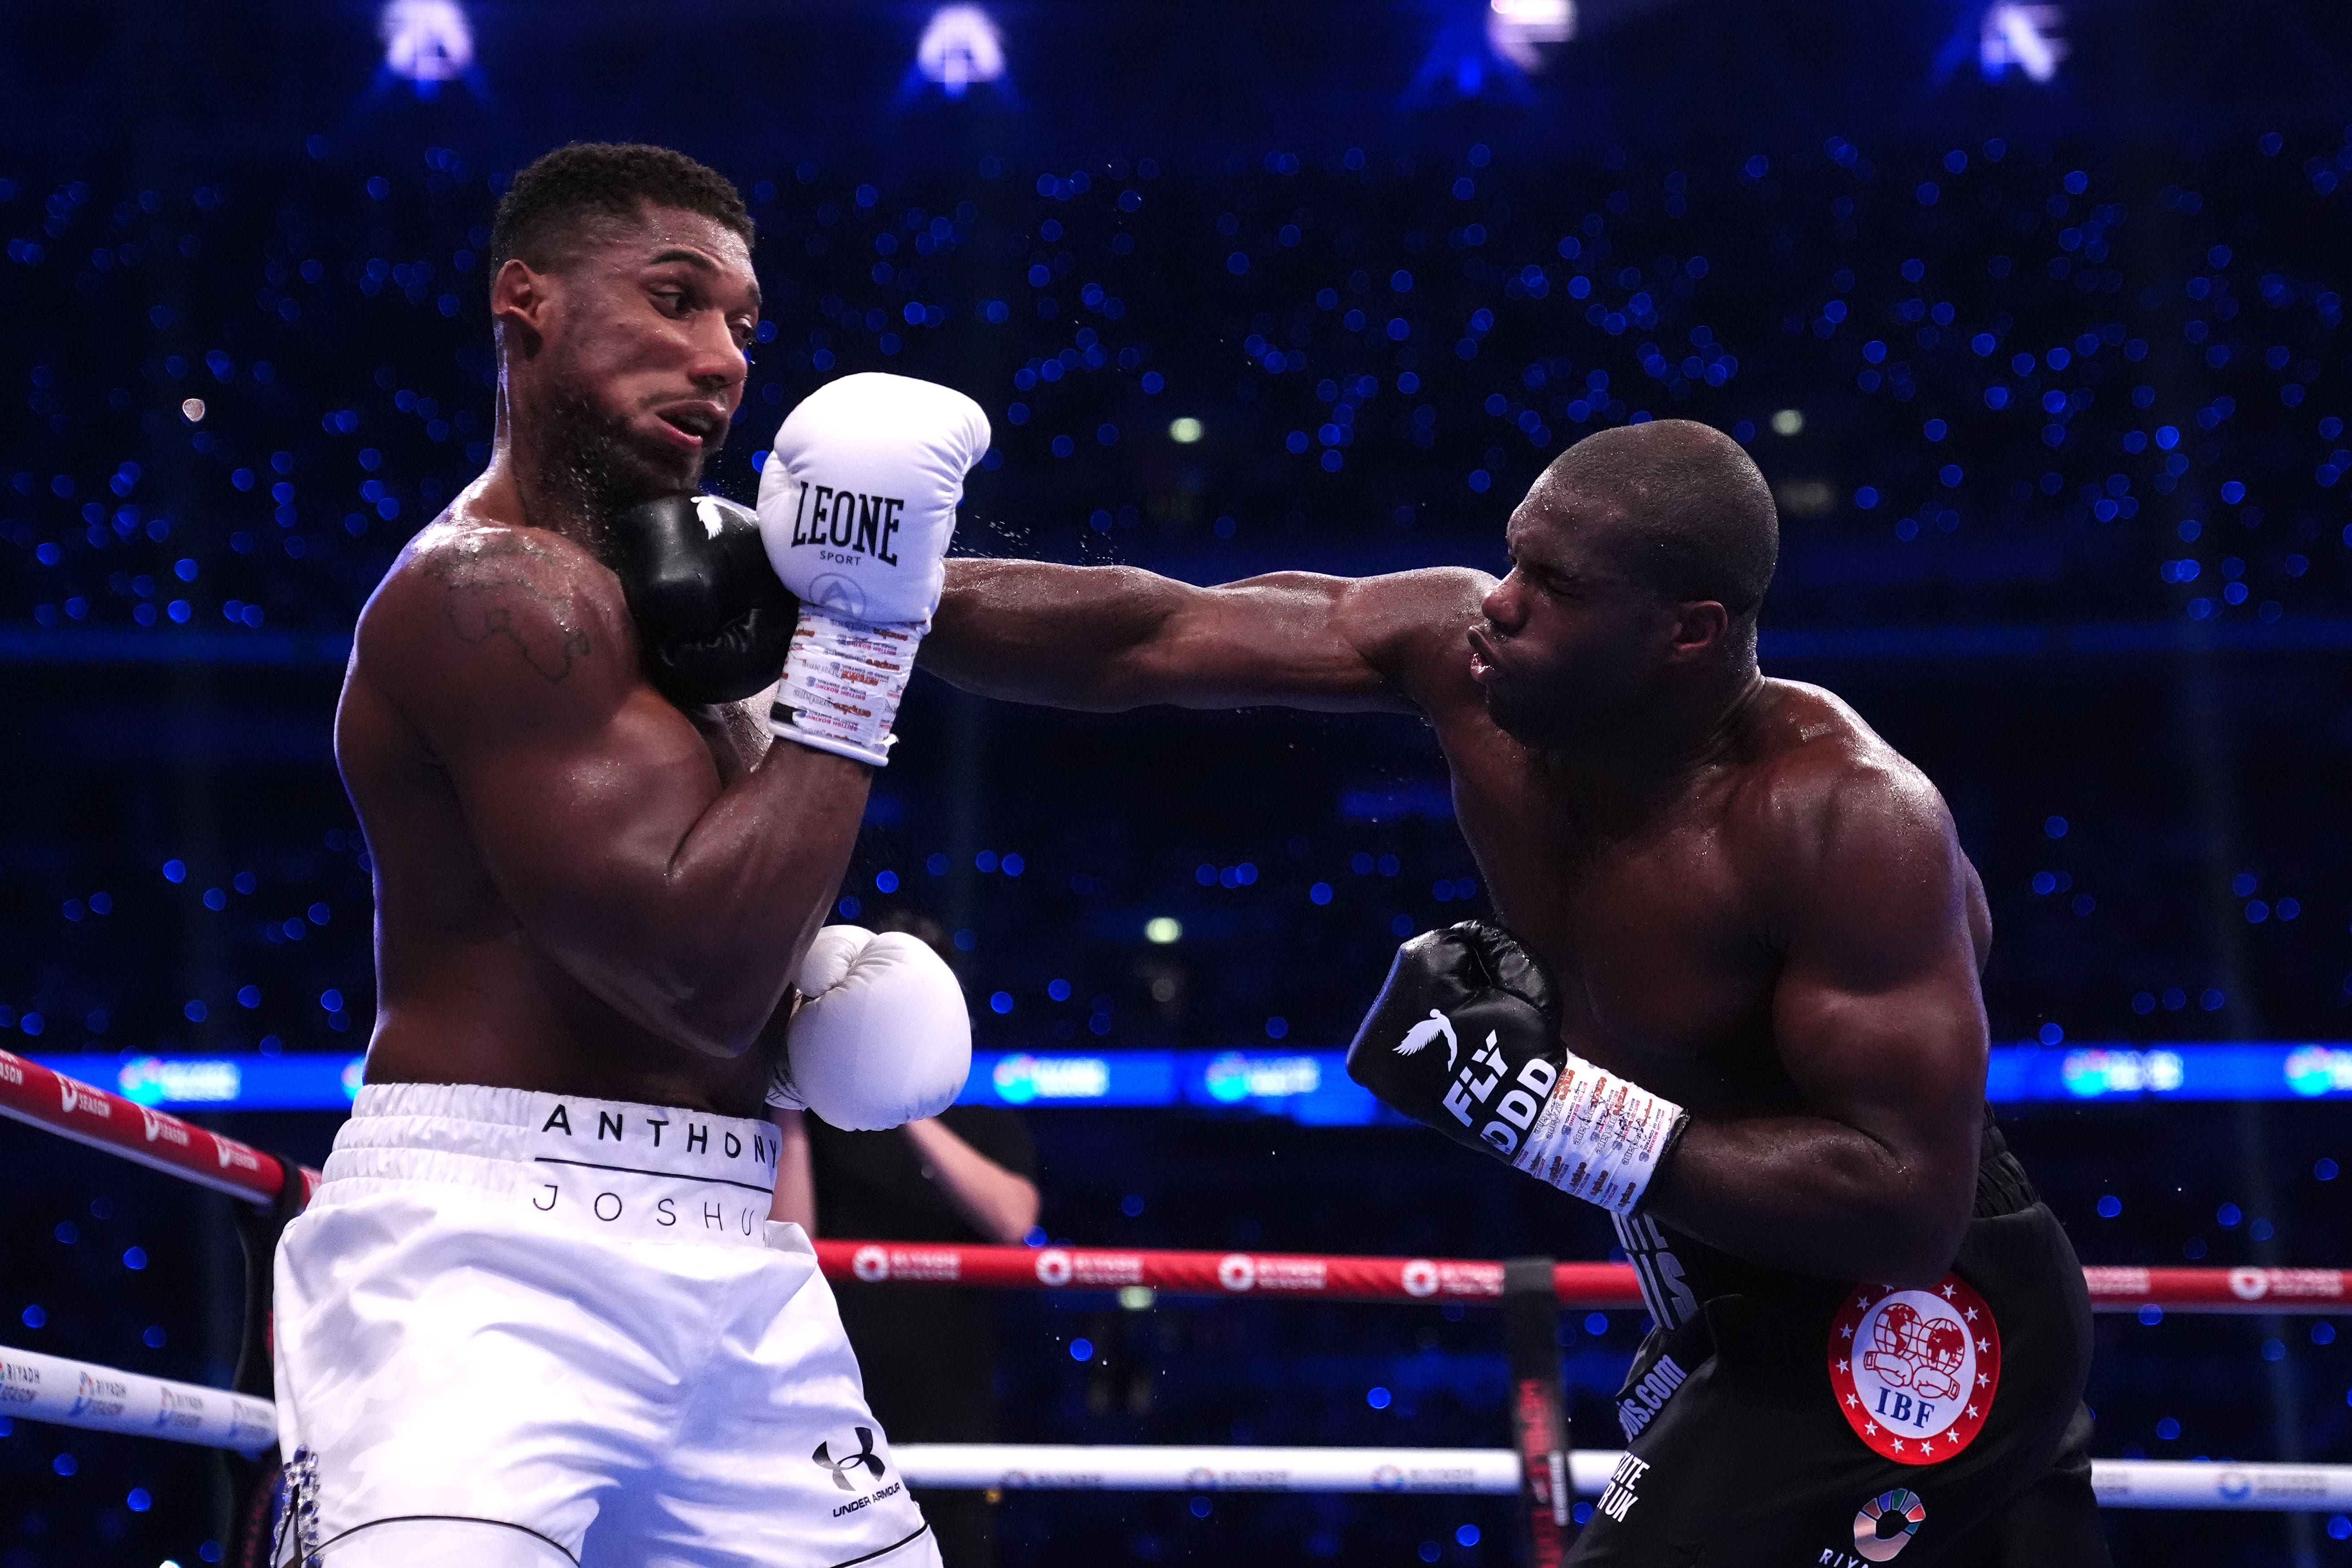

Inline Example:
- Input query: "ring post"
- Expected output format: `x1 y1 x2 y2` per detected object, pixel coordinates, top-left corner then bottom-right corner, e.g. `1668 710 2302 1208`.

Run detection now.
1503 1256 1571 1567
227 1149 310 1568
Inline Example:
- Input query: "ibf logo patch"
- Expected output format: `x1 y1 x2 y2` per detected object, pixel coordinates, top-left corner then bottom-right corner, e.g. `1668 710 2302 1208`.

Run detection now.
1827 1274 2001 1465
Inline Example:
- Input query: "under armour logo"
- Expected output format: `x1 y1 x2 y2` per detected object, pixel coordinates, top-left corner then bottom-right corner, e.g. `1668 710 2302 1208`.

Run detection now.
812 1427 887 1491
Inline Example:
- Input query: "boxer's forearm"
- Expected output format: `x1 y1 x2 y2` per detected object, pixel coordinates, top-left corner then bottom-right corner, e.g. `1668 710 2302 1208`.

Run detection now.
927 559 1195 710
1642 1115 1973 1287
928 559 1408 713
767 1108 818 1229
902 1118 1039 1245
553 740 869 1060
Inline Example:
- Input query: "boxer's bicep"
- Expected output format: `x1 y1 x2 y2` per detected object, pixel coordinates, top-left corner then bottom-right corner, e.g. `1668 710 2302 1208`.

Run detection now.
1768 781 1988 1184
1127 566 1482 712
379 547 721 958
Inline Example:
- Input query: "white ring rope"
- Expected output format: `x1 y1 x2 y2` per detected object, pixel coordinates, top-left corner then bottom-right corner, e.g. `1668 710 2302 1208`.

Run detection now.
4 1345 2344 1512
899 1444 2352 1512
0 1345 274 1454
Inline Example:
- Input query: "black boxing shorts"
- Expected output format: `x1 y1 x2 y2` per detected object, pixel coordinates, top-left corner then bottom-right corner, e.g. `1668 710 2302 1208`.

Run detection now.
1572 1132 2112 1568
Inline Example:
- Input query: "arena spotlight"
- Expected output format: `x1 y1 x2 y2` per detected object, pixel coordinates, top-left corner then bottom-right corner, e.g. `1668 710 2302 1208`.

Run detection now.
1486 0 1575 73
1980 4 2067 84
379 0 476 97
916 5 1006 99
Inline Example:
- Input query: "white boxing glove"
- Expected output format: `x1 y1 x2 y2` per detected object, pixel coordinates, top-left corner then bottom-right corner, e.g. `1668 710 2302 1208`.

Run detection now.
757 373 991 766
768 925 972 1131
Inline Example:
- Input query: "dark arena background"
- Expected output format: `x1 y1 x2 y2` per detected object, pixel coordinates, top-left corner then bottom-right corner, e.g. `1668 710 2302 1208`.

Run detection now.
6 1 2352 1564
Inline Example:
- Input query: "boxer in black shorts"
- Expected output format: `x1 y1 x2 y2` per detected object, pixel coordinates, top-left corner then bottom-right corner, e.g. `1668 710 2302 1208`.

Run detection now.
921 419 2109 1565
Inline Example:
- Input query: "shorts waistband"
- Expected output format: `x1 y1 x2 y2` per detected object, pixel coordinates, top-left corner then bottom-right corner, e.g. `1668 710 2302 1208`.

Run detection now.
318 1082 783 1246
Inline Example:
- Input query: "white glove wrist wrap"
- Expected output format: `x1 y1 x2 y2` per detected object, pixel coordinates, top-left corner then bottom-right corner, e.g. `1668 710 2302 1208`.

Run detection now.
767 603 921 767
1508 1048 1687 1215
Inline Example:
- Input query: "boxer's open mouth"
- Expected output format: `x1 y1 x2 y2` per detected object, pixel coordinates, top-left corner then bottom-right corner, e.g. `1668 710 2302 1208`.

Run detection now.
1466 624 1502 683
656 404 726 446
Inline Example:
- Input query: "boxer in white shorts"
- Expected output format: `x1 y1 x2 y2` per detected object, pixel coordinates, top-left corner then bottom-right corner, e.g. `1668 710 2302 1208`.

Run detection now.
277 142 989 1564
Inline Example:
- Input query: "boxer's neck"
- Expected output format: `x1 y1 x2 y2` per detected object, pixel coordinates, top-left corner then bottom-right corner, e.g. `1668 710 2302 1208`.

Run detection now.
476 372 621 558
1543 661 1766 824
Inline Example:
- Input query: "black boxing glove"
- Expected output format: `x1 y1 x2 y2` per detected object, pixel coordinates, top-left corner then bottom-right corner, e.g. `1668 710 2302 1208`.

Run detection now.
1347 920 1687 1215
610 493 799 707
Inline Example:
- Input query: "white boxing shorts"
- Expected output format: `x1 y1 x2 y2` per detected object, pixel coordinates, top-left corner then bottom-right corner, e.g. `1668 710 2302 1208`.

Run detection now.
270 1082 938 1568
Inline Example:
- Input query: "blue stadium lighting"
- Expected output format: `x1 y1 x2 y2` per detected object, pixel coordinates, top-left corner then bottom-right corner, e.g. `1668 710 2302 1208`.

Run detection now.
1980 4 2068 84
914 6 1005 99
378 0 479 98
30 1046 2352 1117
1486 0 1574 73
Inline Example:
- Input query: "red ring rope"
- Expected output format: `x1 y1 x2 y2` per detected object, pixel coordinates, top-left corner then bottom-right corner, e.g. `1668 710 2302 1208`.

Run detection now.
0 1047 310 1205
4 1048 2338 1313
811 1241 2348 1313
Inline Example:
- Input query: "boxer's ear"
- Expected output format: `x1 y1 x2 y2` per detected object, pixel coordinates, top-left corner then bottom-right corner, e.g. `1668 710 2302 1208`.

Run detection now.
490 257 551 357
1663 599 1730 662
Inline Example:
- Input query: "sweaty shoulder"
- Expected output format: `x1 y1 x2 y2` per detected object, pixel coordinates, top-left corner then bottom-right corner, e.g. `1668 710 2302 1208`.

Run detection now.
1724 679 1963 897
356 516 639 748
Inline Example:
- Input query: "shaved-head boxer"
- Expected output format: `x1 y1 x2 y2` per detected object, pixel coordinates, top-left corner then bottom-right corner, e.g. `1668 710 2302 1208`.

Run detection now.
924 420 2109 1566
271 143 984 1567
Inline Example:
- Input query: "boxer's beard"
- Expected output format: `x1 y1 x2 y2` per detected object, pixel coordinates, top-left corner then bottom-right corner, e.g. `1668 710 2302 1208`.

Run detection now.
535 379 701 563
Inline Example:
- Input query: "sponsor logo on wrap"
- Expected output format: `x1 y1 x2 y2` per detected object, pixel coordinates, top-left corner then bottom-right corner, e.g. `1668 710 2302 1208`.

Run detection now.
854 1245 891 1283
1036 1249 1074 1287
1828 1273 2001 1466
0 1055 23 1087
1401 1259 1440 1298
2230 1267 2269 1301
1218 1254 1255 1292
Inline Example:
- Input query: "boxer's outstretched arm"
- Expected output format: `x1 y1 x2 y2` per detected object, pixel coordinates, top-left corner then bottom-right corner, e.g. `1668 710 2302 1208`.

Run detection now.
357 526 868 1059
925 558 1490 714
1643 771 1988 1286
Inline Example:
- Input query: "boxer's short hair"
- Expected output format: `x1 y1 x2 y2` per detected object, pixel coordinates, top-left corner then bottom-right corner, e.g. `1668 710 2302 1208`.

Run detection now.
1542 420 1779 621
488 142 753 289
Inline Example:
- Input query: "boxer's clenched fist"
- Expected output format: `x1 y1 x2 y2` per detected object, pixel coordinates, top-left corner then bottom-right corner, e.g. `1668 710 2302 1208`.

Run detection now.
1348 921 1687 1215
608 492 798 707
757 372 991 766
770 925 971 1130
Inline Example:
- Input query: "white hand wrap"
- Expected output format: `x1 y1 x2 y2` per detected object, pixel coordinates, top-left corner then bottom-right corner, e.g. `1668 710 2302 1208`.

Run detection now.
768 925 972 1131
1509 1048 1688 1214
769 606 921 768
